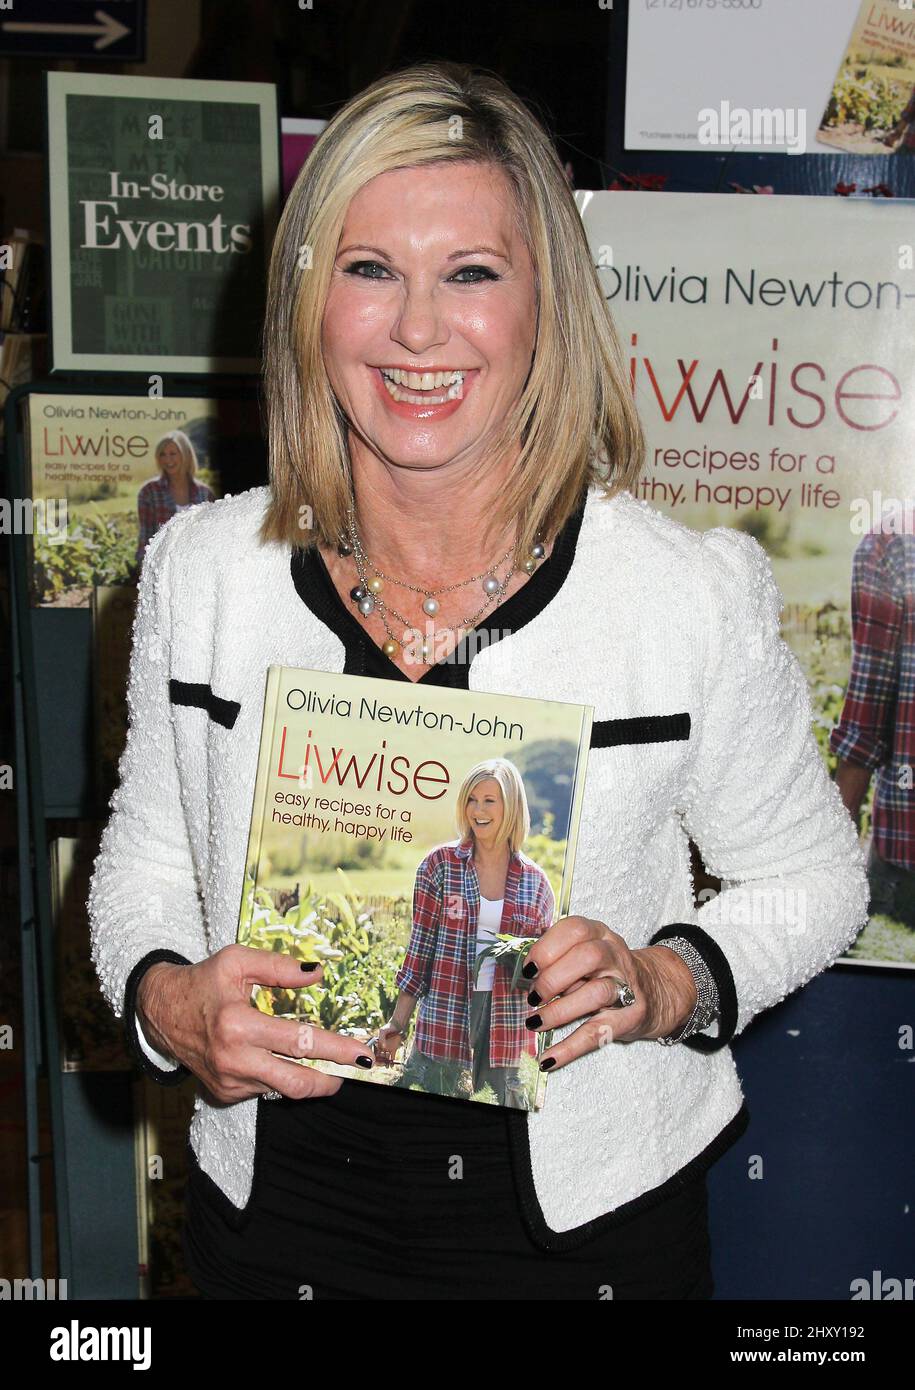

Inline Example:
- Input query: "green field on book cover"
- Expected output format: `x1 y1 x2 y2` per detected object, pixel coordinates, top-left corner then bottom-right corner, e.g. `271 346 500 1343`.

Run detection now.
237 667 592 1112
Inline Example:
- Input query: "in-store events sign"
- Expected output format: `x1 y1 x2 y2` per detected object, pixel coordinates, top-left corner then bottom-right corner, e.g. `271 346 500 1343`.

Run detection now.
46 72 280 373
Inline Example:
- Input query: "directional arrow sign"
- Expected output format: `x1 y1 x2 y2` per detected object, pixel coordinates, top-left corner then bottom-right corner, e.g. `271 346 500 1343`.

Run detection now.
0 3 146 60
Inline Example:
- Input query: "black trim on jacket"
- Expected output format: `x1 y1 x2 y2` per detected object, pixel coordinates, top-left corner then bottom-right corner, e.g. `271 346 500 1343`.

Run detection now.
505 1099 750 1252
649 922 739 1052
123 949 194 1085
169 679 241 730
591 713 690 747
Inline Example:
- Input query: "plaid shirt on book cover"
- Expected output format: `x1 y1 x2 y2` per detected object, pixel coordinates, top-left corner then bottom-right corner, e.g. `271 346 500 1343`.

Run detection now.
136 474 215 565
395 837 556 1068
830 524 915 869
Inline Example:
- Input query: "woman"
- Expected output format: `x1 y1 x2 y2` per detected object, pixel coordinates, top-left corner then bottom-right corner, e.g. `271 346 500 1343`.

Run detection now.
88 61 868 1300
377 759 555 1108
135 429 215 566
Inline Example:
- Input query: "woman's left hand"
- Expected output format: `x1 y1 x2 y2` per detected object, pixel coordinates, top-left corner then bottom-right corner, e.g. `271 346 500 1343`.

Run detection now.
522 917 698 1069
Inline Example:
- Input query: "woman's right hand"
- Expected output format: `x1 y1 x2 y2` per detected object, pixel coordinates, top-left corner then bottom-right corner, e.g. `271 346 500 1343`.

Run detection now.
136 944 376 1103
373 1024 405 1065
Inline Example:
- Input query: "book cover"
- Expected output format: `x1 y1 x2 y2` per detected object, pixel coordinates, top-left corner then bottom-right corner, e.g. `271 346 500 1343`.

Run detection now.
45 71 279 373
91 584 138 810
817 0 915 154
53 830 132 1072
23 391 264 606
237 666 593 1112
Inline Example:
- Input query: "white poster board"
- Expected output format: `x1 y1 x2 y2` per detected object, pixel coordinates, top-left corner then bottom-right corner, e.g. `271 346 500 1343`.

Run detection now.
624 0 863 155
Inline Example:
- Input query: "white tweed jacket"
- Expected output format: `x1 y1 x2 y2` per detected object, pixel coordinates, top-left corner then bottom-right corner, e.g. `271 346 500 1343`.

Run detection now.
87 480 869 1241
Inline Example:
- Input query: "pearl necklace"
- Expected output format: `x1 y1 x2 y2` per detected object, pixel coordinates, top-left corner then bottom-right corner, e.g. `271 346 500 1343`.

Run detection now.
337 502 546 664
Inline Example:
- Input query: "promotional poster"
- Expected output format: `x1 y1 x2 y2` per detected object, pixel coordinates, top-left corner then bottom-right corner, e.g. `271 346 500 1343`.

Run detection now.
624 0 861 155
45 72 280 372
577 188 915 968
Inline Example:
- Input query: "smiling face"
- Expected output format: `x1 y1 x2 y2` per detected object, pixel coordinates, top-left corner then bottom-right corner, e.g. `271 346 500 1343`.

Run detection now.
320 160 538 473
466 778 505 846
157 440 185 477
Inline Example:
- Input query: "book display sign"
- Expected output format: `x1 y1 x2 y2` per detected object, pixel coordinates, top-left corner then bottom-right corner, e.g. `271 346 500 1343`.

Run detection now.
576 189 915 969
237 667 593 1112
45 72 279 372
624 0 861 156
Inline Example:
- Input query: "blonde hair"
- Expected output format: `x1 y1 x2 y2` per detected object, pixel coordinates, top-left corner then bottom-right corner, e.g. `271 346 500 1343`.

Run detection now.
260 60 644 559
455 758 530 854
154 430 198 479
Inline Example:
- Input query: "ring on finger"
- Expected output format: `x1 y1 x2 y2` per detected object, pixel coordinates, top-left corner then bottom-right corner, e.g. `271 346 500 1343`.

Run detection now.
609 977 636 1009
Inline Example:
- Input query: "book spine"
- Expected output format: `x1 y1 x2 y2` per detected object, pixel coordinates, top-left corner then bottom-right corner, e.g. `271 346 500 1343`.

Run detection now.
557 706 594 920
236 666 282 942
534 703 593 1112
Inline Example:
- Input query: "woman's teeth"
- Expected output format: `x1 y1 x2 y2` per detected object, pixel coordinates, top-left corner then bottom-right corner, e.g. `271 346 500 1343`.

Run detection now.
381 368 465 404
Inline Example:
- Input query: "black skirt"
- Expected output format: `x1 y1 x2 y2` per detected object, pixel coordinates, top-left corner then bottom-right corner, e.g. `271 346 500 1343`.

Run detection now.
181 1078 713 1301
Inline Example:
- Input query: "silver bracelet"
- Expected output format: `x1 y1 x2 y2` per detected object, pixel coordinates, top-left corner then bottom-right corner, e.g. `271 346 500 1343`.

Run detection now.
655 937 719 1046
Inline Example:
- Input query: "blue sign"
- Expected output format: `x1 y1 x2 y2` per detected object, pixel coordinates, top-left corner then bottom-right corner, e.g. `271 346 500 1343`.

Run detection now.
0 2 146 61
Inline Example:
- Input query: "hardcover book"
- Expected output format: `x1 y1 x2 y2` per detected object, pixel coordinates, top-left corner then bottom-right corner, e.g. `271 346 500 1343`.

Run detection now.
236 666 593 1111
817 0 915 154
23 390 267 607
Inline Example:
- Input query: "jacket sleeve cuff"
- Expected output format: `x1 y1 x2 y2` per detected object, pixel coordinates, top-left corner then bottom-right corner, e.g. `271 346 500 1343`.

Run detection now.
648 923 738 1052
123 949 194 1086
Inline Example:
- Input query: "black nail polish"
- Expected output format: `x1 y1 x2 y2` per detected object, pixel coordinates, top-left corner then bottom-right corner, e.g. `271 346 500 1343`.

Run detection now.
525 1015 542 1031
355 1055 373 1069
522 960 538 979
300 961 320 971
527 989 541 1006
539 1057 556 1071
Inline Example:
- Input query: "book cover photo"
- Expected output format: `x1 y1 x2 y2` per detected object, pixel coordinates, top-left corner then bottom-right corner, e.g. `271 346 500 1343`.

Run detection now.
817 0 915 154
237 666 593 1112
23 390 268 607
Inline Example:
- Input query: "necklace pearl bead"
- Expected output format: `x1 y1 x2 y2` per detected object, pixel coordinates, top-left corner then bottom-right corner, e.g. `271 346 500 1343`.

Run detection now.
342 511 547 646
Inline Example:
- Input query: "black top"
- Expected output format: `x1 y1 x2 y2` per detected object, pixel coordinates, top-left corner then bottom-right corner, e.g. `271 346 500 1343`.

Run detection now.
290 485 589 686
